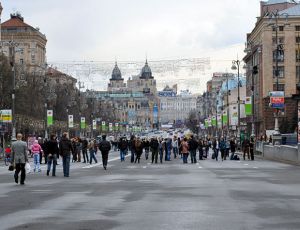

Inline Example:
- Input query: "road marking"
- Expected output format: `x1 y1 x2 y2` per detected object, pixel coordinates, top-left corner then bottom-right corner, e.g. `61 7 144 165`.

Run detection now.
142 166 147 169
253 167 258 169
198 166 203 169
244 164 249 166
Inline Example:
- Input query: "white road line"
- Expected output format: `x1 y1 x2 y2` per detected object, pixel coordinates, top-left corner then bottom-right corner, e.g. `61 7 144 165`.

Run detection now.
244 164 249 166
198 166 203 169
82 155 130 169
253 167 258 169
142 166 147 169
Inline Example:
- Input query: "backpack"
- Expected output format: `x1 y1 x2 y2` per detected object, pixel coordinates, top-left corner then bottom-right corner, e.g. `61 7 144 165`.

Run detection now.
120 140 127 149
100 141 111 152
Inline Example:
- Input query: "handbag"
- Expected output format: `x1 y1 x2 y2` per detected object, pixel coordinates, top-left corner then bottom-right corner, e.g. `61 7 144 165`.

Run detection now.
8 164 15 171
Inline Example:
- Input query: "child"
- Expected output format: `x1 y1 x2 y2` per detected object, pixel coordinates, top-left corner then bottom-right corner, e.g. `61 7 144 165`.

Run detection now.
31 140 43 172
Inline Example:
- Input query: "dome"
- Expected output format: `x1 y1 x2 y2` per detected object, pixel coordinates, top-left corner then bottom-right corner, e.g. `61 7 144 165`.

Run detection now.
140 60 153 79
111 62 123 80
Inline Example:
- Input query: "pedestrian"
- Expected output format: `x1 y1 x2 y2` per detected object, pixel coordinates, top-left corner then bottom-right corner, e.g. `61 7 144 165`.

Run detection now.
212 138 219 161
31 139 43 172
38 137 44 164
159 138 164 163
198 139 204 160
219 137 227 161
75 137 82 162
150 137 159 164
82 138 89 163
11 133 28 185
143 138 150 160
230 138 236 160
242 138 250 160
99 135 111 170
88 139 98 164
118 137 128 162
181 137 189 164
188 135 198 164
59 132 74 177
250 137 255 161
172 136 178 159
134 137 143 163
129 135 136 163
71 138 77 163
46 134 59 177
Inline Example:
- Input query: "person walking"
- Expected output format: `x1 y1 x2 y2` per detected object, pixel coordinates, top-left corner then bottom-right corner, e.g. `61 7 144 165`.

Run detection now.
250 137 255 161
99 135 111 170
59 132 74 177
181 137 189 164
188 135 198 164
172 136 178 159
129 135 136 163
159 138 164 164
118 137 128 162
88 139 98 164
134 137 143 163
230 138 236 160
143 138 150 160
198 139 204 160
219 137 227 161
212 138 219 161
243 138 250 160
82 138 89 163
11 133 28 185
31 140 43 172
150 137 159 164
46 134 59 177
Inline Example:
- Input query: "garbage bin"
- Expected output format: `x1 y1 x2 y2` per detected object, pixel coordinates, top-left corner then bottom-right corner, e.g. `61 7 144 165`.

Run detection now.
282 136 287 145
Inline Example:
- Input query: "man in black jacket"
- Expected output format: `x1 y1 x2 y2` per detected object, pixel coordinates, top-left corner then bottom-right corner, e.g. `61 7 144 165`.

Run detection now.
150 137 159 164
188 135 198 164
99 135 111 170
59 132 73 177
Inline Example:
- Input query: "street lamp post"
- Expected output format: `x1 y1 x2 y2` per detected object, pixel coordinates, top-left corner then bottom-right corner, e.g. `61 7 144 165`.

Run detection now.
267 11 289 135
231 60 242 146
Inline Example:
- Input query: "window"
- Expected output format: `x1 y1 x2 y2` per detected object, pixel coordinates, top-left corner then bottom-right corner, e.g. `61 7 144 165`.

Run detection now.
296 50 300 62
273 84 285 91
273 50 284 62
273 66 284 78
296 36 300 43
297 66 300 82
296 26 300 31
20 59 24 64
279 26 284 31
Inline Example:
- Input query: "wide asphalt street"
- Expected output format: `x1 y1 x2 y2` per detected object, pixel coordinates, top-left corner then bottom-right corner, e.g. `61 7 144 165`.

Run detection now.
0 150 300 230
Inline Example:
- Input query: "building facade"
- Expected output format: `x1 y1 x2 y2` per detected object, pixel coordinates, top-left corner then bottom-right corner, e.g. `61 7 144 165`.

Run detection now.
1 13 47 76
244 0 300 135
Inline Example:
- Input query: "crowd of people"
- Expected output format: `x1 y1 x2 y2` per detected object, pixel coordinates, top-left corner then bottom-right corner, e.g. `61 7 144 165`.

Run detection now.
8 131 256 185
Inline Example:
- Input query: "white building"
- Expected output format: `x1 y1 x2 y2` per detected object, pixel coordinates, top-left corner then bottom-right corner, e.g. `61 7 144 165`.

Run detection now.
159 86 197 124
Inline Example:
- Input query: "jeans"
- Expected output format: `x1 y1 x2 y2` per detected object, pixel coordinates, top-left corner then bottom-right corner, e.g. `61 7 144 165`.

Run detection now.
173 147 178 158
102 152 109 168
47 154 57 176
190 150 197 163
62 155 71 177
89 149 98 164
131 150 135 163
82 148 89 163
120 149 126 161
183 153 188 163
221 149 226 160
15 163 26 183
151 150 158 163
145 148 149 160
159 148 163 163
214 149 219 161
33 154 41 172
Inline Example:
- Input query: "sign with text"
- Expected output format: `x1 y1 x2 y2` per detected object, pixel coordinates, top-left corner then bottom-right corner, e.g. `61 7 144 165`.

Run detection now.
270 97 285 109
68 115 74 128
47 110 53 126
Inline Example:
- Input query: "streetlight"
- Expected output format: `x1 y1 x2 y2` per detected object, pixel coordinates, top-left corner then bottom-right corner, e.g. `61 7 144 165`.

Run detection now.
267 10 289 135
231 59 242 146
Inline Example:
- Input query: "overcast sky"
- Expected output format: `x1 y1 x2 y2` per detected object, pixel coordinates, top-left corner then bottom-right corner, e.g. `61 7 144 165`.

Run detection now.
1 0 261 92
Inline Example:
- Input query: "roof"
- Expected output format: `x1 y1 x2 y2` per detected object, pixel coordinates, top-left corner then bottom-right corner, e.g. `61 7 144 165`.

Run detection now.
110 62 123 81
1 13 33 29
279 3 300 15
140 60 154 79
263 0 297 5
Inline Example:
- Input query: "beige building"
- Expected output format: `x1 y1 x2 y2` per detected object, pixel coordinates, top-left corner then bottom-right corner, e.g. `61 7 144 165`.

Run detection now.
107 62 127 92
1 13 47 76
244 0 300 135
0 2 2 40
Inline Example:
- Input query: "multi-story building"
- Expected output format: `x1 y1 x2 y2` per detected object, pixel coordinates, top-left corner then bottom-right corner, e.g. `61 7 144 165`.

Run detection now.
1 13 47 76
0 2 3 40
244 0 300 136
89 61 160 130
159 86 197 125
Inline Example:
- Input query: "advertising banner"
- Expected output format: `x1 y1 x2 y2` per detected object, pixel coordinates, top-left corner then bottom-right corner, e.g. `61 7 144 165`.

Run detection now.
211 116 217 127
204 119 208 128
47 110 53 126
126 125 129 132
92 120 97 130
80 117 86 129
0 110 12 123
109 123 113 132
102 121 106 131
115 122 119 131
68 115 74 128
217 114 222 128
269 91 285 109
245 97 252 116
222 111 228 126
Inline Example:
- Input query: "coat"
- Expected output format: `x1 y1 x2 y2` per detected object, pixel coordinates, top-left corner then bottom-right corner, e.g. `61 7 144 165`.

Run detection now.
11 140 28 164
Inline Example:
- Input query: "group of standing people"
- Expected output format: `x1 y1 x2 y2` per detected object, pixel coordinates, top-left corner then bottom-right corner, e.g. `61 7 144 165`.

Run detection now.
10 133 112 185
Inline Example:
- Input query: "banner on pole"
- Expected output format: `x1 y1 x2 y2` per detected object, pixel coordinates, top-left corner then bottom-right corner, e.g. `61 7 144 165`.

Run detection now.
102 121 106 131
245 97 252 116
115 122 119 131
92 120 97 130
222 111 228 126
0 110 12 123
212 116 217 127
109 123 113 132
68 115 74 128
47 110 53 126
80 117 86 129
